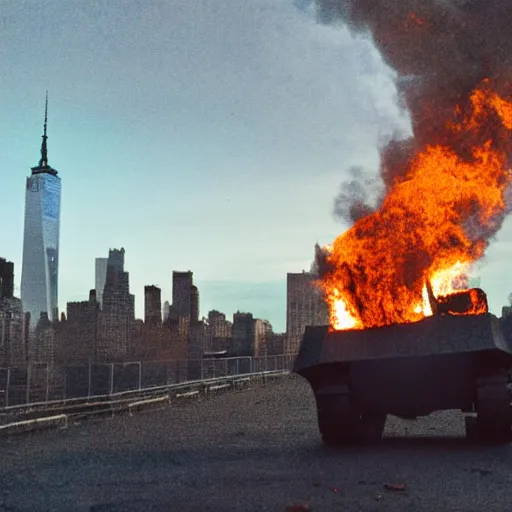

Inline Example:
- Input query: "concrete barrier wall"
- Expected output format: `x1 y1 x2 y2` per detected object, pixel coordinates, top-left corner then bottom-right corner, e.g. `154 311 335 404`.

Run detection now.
0 370 290 437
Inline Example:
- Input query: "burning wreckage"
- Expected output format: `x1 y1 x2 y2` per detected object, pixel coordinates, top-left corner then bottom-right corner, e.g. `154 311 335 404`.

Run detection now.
294 0 512 445
294 286 512 445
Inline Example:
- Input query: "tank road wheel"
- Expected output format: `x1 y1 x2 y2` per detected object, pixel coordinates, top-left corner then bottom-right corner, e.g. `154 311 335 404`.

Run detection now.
316 386 360 446
474 372 512 444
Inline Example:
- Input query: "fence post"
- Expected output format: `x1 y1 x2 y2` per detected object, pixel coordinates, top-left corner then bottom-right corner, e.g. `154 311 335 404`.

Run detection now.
109 364 114 395
138 362 142 390
87 363 92 399
63 367 67 400
26 364 31 404
5 367 10 407
45 363 50 403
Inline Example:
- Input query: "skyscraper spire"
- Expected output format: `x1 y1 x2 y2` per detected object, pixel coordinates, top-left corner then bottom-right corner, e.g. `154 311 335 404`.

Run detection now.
39 91 48 168
31 91 57 176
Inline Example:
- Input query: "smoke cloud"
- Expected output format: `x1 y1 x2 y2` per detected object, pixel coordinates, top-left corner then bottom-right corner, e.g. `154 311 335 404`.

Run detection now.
333 165 382 224
316 0 512 217
306 0 512 327
310 242 332 277
315 0 512 257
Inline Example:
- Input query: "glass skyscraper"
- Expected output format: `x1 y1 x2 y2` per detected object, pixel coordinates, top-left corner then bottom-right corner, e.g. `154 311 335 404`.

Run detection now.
20 95 61 327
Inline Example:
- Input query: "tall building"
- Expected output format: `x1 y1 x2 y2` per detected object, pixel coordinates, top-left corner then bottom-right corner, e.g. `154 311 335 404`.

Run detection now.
171 271 198 320
34 311 57 364
286 271 329 354
0 258 14 299
205 310 232 352
97 248 135 361
60 290 99 364
104 249 128 294
188 320 207 379
190 285 199 323
231 311 273 357
95 258 108 308
20 94 61 327
0 297 26 366
144 285 162 326
254 318 273 357
162 300 170 323
106 248 125 271
232 312 255 356
0 260 27 366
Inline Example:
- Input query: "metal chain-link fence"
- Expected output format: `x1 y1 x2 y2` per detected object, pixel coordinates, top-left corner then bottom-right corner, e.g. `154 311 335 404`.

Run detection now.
0 355 297 407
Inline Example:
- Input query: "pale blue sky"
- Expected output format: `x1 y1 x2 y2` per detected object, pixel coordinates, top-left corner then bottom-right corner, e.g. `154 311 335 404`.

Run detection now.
1 0 510 331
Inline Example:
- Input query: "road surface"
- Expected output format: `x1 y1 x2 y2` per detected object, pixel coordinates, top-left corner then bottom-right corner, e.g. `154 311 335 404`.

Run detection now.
0 375 511 511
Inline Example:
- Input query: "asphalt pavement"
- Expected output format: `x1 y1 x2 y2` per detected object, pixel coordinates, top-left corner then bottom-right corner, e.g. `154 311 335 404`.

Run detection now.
0 375 511 512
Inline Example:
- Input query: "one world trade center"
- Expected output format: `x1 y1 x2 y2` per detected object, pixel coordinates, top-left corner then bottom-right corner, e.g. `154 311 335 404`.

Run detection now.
20 94 61 328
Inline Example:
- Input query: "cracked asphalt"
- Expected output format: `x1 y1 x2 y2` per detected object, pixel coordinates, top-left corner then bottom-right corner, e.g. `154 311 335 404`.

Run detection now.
0 375 511 512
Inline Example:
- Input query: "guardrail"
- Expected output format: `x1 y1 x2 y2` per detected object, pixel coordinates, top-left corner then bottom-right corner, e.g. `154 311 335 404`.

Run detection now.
0 415 68 435
0 354 296 409
0 370 290 436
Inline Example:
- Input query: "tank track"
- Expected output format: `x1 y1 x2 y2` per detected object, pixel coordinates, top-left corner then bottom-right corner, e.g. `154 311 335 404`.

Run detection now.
315 384 387 446
465 370 512 444
316 370 512 445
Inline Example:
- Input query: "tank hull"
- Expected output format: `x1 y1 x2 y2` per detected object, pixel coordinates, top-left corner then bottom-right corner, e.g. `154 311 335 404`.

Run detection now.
347 353 474 417
294 314 512 444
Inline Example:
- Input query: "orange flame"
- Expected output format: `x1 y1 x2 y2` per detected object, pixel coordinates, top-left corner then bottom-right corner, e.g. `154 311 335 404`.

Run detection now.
320 82 512 330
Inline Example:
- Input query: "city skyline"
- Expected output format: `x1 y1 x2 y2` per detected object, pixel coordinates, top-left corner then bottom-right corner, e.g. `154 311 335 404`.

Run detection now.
2 0 512 332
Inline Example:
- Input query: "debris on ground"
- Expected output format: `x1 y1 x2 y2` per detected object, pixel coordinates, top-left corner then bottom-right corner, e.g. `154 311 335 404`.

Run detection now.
285 504 311 512
384 483 406 491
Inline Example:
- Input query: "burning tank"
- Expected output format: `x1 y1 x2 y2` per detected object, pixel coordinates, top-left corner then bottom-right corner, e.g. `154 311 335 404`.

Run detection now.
293 0 512 446
294 287 512 445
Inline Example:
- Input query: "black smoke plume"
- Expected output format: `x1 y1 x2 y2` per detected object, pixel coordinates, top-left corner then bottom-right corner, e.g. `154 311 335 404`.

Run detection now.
310 243 333 277
333 165 381 224
314 0 512 274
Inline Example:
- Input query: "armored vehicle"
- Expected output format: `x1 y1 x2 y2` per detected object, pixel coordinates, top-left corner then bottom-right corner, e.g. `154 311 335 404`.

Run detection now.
294 289 512 445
